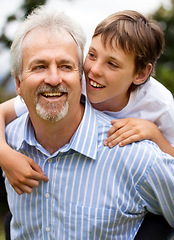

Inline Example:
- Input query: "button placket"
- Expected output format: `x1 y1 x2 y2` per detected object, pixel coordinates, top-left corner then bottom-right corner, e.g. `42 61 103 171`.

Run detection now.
46 226 50 232
43 158 53 236
48 158 52 164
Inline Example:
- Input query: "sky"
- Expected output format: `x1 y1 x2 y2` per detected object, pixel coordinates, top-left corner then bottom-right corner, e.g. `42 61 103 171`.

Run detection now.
0 0 172 46
0 0 172 91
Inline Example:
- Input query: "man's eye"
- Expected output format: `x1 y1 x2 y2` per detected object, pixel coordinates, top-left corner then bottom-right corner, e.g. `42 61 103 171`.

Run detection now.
33 65 46 72
60 65 73 71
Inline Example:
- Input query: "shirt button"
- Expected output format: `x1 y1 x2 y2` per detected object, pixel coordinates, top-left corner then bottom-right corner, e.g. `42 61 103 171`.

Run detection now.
48 159 52 163
45 193 50 198
46 227 50 232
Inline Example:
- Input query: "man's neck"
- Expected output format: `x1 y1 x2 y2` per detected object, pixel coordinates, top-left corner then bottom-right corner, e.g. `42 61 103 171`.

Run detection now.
30 104 84 155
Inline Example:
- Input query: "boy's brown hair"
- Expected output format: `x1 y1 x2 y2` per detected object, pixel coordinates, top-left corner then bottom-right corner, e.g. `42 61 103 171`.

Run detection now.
93 10 164 76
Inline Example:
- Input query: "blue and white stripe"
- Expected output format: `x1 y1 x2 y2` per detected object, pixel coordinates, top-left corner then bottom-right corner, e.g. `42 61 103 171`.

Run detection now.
4 97 174 240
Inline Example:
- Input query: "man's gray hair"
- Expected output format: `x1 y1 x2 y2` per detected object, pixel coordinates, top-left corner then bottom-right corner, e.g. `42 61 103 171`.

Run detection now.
11 6 86 79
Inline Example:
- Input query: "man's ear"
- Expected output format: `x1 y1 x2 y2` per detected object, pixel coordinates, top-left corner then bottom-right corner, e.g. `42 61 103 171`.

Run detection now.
133 63 152 85
15 77 21 95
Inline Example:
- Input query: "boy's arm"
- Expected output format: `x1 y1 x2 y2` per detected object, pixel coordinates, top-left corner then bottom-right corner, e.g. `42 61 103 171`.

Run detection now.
0 98 49 195
104 118 174 157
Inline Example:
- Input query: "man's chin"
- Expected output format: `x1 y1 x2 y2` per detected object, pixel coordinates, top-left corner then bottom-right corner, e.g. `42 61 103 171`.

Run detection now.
36 102 69 122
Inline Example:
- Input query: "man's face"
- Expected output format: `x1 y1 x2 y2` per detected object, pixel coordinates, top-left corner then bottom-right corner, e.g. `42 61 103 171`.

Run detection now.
84 35 139 111
16 28 81 122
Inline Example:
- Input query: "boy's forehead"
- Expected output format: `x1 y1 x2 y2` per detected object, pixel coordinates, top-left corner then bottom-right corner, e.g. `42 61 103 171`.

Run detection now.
91 34 134 57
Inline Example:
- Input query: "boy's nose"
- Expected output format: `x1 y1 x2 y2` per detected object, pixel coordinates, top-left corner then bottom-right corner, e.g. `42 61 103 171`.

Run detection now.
90 62 103 77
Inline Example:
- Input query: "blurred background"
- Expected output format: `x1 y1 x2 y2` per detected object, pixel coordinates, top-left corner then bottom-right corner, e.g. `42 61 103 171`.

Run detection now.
0 0 174 238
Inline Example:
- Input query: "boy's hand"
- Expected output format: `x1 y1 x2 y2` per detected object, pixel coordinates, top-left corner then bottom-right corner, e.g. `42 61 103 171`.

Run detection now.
1 148 49 195
104 118 158 148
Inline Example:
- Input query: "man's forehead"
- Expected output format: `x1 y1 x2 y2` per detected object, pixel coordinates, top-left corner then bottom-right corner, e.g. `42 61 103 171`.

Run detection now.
23 27 77 46
22 28 79 64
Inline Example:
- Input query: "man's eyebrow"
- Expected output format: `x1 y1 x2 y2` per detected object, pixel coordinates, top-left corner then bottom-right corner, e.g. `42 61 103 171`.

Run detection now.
29 59 76 67
58 59 76 67
29 59 47 68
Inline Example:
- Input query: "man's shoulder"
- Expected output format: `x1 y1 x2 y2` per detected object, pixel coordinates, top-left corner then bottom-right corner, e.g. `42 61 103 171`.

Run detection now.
82 95 112 132
101 139 164 170
94 108 113 124
6 112 29 137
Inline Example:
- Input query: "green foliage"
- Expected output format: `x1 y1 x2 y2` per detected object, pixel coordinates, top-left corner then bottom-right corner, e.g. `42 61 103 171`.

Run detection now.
156 64 174 96
21 0 47 17
152 0 174 96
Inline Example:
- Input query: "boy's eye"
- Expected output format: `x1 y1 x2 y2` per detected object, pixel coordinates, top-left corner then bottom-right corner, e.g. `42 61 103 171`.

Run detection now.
108 62 118 68
88 51 96 59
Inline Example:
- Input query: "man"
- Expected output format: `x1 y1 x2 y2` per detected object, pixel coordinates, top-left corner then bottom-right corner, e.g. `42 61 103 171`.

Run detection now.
4 6 174 239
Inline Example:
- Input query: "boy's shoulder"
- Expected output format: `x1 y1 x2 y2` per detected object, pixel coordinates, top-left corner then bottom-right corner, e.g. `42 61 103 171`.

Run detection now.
140 77 173 103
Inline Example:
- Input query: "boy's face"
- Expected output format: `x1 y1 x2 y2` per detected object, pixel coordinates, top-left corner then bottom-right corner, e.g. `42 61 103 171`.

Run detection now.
84 35 139 111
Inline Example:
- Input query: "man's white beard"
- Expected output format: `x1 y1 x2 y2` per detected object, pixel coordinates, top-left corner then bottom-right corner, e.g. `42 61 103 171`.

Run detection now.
36 100 69 122
35 84 69 122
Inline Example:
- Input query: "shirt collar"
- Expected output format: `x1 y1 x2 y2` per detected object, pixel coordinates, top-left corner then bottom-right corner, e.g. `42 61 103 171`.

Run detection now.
17 95 98 160
66 95 98 160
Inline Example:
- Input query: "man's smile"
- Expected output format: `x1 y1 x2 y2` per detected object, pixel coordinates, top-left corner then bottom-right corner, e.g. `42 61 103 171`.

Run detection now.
42 92 64 98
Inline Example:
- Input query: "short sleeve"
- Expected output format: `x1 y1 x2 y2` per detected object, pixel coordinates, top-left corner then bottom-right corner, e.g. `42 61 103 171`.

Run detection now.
14 95 28 117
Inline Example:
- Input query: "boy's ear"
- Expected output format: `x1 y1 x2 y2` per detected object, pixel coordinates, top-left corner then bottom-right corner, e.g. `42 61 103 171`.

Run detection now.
15 77 21 95
133 63 152 85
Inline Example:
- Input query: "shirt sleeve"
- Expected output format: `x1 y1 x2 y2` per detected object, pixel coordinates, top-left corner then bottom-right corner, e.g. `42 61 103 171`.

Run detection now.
14 95 28 117
139 153 174 227
156 102 174 147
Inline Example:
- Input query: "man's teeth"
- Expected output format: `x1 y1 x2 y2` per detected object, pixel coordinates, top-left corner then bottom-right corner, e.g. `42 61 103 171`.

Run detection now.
43 92 63 97
90 80 104 88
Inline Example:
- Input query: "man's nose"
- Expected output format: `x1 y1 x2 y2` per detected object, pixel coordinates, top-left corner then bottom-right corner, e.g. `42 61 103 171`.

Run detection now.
44 66 62 86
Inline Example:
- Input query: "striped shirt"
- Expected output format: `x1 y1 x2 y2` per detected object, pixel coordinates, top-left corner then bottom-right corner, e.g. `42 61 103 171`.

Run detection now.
5 96 174 240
